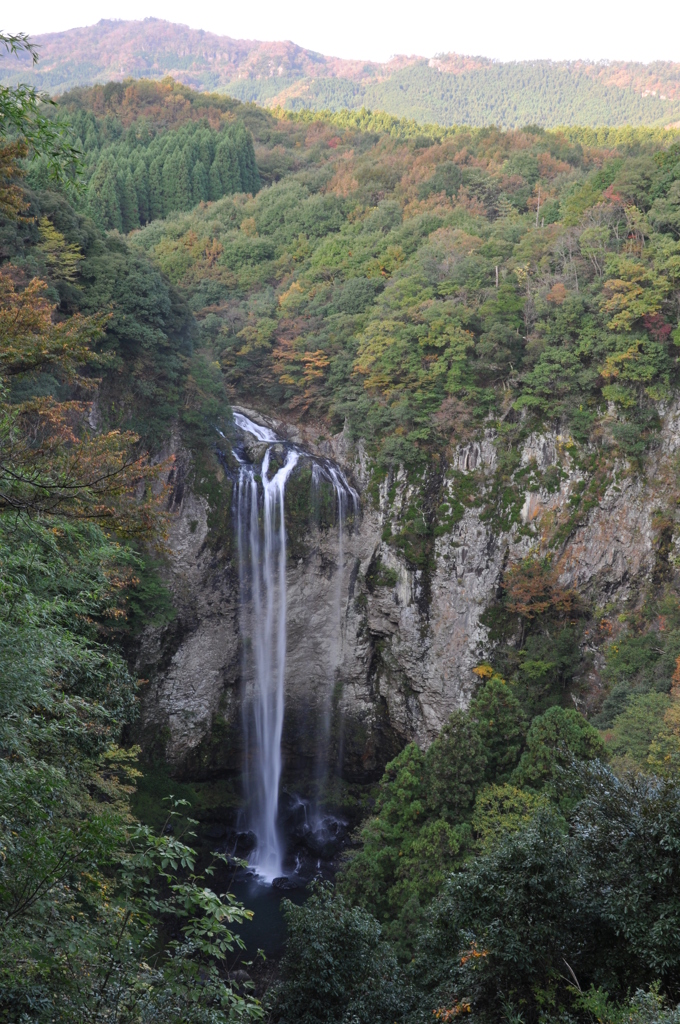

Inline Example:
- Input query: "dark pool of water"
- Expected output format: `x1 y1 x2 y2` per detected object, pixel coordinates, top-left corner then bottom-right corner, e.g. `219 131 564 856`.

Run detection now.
229 872 308 960
215 800 351 960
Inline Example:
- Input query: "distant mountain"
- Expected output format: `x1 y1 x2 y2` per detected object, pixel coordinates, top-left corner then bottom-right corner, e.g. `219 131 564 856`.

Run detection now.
3 18 680 128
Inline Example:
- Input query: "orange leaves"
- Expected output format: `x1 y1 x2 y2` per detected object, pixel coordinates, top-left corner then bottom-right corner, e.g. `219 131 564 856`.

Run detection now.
204 237 224 266
547 282 568 305
504 556 578 622
0 141 28 221
0 269 169 538
431 946 488 1022
537 152 572 179
1 397 171 537
433 1002 472 1020
460 943 488 966
0 270 108 383
272 332 329 410
364 244 406 279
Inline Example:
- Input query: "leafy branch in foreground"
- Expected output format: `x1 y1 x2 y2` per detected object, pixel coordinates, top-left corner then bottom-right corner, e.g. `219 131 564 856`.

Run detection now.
0 513 262 1022
0 31 81 186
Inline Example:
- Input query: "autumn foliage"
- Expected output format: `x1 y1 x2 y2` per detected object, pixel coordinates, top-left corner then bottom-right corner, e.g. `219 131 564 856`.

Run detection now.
0 267 169 536
503 556 579 623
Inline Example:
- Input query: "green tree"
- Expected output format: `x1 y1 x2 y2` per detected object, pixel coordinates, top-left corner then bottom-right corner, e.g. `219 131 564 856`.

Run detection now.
276 883 405 1024
133 159 150 224
214 137 241 194
148 156 165 219
470 674 527 782
0 32 80 186
426 710 487 819
209 159 223 201
163 148 192 213
119 167 140 232
192 158 209 204
512 705 606 793
339 714 487 950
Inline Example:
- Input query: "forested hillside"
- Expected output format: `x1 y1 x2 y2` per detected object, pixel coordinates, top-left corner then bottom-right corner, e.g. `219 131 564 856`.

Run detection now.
5 52 680 1024
121 96 680 473
65 106 259 231
0 46 263 1020
3 18 680 128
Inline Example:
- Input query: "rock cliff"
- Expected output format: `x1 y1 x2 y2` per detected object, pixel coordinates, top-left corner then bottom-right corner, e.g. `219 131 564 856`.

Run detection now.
137 402 680 798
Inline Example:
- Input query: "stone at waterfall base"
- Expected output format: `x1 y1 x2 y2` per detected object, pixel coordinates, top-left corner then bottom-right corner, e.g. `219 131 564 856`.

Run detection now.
272 876 301 891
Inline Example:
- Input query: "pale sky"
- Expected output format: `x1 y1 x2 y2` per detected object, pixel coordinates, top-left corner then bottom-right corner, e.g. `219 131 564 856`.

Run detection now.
4 0 680 65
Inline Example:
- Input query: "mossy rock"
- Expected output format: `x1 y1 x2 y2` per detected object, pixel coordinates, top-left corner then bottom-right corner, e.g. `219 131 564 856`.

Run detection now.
285 460 346 561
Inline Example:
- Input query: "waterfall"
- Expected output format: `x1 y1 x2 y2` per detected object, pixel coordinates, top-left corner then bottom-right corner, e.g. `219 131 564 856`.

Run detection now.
310 462 359 819
231 411 358 881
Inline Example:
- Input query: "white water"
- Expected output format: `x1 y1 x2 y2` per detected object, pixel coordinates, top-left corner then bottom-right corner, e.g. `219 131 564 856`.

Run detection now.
309 462 359 820
233 411 277 443
232 412 357 881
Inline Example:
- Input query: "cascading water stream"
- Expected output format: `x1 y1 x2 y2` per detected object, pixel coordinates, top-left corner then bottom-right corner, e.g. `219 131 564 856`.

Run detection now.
231 411 358 881
309 462 359 821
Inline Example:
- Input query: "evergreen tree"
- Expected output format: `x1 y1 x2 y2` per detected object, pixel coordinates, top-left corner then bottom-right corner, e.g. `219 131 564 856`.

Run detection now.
232 121 260 194
198 129 215 172
119 168 140 233
162 149 192 213
148 157 164 220
235 133 249 194
244 130 261 193
192 159 209 205
88 159 123 232
471 675 528 782
425 710 487 820
214 137 241 194
133 160 149 224
101 169 123 232
209 160 223 202
76 111 260 225
86 161 110 231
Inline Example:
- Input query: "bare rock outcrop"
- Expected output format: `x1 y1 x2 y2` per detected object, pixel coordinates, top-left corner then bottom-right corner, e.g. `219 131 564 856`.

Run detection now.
138 403 680 782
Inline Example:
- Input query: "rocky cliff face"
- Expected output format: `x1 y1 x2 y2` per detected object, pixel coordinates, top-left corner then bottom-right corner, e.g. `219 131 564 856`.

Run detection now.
137 403 680 798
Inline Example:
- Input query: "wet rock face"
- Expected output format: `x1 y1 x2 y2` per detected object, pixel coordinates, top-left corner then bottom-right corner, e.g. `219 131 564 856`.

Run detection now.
139 405 680 784
136 446 242 767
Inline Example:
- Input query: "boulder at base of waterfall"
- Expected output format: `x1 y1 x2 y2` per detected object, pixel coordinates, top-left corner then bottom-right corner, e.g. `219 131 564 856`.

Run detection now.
242 433 269 463
272 876 300 891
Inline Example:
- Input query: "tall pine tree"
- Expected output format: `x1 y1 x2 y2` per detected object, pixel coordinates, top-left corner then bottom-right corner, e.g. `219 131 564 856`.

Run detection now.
119 167 140 233
133 161 150 225
209 161 223 202
148 157 165 220
192 160 209 205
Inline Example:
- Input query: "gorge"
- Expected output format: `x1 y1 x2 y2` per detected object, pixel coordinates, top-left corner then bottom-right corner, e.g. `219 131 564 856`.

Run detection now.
136 394 680 880
6 62 680 1022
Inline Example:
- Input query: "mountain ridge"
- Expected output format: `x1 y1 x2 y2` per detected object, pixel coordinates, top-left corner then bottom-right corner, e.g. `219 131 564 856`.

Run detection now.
3 18 680 128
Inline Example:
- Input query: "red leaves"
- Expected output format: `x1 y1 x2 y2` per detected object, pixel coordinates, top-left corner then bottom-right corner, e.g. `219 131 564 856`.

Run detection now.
504 556 578 622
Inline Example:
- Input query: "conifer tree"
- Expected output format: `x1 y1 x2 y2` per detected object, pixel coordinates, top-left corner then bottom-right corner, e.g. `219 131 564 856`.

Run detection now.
102 168 123 232
198 129 215 172
133 160 149 224
215 137 241 194
119 168 139 233
88 158 123 232
243 130 261 194
148 156 164 220
192 159 209 205
232 121 260 194
162 149 192 213
209 160 223 202
76 110 260 223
